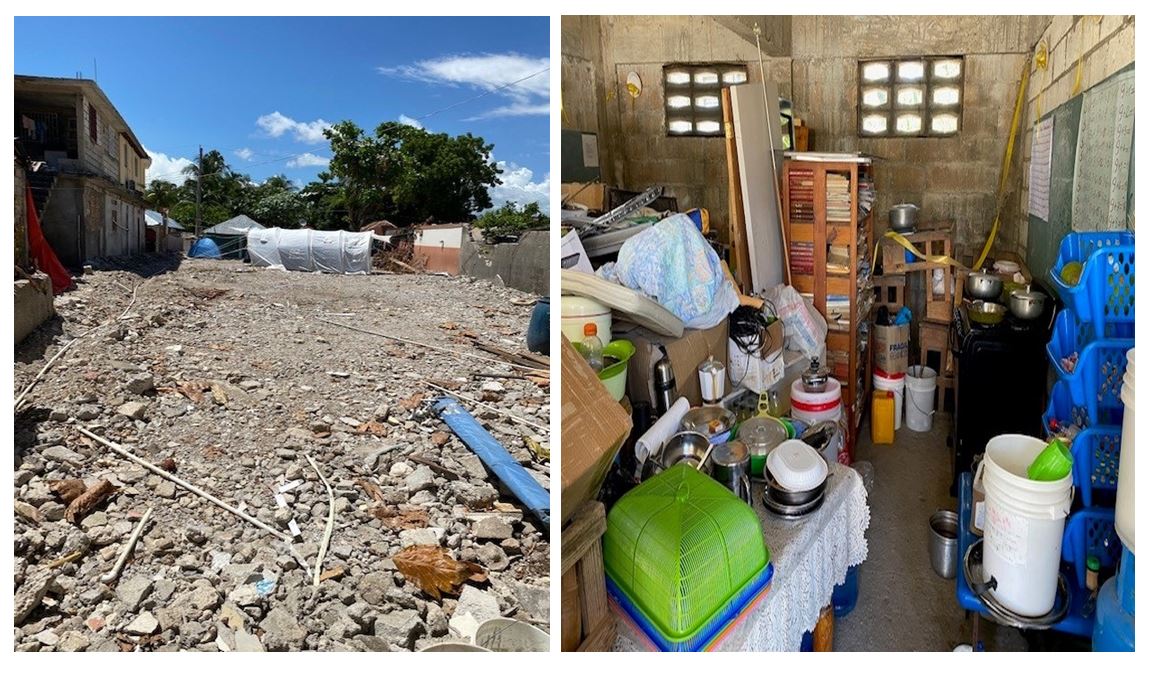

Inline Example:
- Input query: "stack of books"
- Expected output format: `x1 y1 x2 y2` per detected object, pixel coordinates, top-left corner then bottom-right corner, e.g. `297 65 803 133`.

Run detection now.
789 241 815 276
788 168 815 222
826 173 852 222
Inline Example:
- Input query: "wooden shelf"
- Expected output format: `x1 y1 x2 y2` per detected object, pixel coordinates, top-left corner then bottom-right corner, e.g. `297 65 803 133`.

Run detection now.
783 158 874 462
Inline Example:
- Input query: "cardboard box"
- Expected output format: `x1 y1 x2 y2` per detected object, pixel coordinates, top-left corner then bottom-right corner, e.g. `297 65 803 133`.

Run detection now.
561 337 632 525
873 322 911 374
621 321 730 408
562 182 606 212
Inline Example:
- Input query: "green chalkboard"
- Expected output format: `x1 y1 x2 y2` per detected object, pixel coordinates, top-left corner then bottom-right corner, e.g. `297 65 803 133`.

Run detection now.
1026 62 1135 284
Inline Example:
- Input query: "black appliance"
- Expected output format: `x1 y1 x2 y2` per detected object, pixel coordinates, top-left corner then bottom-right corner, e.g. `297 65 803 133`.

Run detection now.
950 296 1054 494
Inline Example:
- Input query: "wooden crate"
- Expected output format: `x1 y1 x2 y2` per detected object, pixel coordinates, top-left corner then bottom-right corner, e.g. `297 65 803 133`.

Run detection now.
561 501 615 652
918 320 955 412
880 226 953 274
872 274 906 313
923 267 957 323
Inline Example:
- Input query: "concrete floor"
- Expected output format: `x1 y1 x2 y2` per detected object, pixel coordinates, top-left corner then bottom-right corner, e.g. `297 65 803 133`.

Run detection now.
833 412 1031 651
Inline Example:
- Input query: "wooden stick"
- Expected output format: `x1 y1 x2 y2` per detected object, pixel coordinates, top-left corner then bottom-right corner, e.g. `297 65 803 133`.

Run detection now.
304 454 335 587
422 381 549 433
319 318 540 373
407 454 462 481
99 505 153 583
76 426 291 542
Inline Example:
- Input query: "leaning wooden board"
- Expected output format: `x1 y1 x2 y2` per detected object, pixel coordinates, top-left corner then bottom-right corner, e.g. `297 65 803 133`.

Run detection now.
730 82 786 295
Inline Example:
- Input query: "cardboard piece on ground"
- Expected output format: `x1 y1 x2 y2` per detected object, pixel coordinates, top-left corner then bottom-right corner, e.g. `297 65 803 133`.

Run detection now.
621 321 730 408
873 323 910 374
561 337 632 526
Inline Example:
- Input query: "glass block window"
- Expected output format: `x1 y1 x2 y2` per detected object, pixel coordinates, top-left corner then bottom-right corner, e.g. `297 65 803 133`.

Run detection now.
664 63 748 137
858 56 963 137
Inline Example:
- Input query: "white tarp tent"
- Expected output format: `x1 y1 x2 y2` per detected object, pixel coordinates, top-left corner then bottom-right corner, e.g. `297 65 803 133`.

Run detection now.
247 227 373 275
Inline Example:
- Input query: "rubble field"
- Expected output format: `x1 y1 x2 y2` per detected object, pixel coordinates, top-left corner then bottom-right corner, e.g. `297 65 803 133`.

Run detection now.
13 256 551 652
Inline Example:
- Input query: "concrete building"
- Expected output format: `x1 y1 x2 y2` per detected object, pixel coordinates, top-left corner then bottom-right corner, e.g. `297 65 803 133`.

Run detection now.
15 75 151 268
414 223 466 275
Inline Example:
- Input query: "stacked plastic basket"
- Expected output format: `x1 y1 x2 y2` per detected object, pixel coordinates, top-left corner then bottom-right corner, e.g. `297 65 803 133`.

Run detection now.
1042 231 1133 637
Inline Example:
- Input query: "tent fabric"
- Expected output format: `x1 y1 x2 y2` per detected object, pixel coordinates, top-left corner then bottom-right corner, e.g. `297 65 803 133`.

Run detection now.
247 227 372 274
188 237 223 259
145 210 185 231
205 214 264 236
25 187 73 294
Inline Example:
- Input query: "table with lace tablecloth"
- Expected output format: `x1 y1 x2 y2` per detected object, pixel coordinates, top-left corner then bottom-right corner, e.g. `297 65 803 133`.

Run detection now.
613 462 871 651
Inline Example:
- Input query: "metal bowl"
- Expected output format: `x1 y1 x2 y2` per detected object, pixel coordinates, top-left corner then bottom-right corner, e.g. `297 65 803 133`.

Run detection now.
969 301 1006 326
965 270 1004 301
763 466 827 506
762 484 826 518
1009 286 1045 321
679 405 736 438
659 431 712 471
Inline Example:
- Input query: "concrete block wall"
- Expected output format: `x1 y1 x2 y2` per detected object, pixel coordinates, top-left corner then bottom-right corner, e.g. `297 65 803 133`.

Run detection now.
1009 15 1136 261
790 16 1047 255
459 229 550 296
15 160 29 270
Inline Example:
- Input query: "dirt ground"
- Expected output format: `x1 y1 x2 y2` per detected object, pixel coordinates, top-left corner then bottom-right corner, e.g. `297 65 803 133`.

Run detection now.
13 256 551 652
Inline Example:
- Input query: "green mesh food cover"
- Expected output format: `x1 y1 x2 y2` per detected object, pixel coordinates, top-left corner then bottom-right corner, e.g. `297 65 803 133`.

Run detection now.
604 463 772 646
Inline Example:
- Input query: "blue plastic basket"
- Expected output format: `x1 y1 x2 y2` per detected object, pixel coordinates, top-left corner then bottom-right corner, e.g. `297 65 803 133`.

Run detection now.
1056 339 1131 424
1043 379 1125 432
1046 309 1136 375
1070 426 1122 508
1048 232 1134 337
1062 507 1118 589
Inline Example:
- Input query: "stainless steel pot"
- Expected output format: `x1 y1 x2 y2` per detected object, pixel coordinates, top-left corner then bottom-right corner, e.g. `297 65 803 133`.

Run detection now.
1009 284 1046 321
763 466 827 506
965 269 1003 301
710 440 752 505
929 510 959 579
889 203 919 232
658 431 712 471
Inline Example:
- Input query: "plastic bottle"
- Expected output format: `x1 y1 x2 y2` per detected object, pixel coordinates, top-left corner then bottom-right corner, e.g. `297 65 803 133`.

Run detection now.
581 322 604 372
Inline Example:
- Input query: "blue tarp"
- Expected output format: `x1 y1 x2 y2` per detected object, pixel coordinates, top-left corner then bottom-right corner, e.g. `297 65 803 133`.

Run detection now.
188 237 222 259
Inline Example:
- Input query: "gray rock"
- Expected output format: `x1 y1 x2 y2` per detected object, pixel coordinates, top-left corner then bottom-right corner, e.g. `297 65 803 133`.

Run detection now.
233 629 265 652
80 511 108 529
13 469 34 487
156 480 177 499
180 620 213 645
187 581 221 611
259 607 307 651
404 465 436 493
356 635 393 652
472 516 514 541
453 584 501 624
116 574 153 611
75 404 101 421
476 543 509 572
152 579 178 603
34 629 60 646
41 445 86 465
399 527 445 549
40 503 66 521
57 632 91 652
357 572 395 605
453 482 499 510
117 401 149 420
426 603 449 637
126 373 155 395
124 611 159 635
156 606 188 632
374 608 424 649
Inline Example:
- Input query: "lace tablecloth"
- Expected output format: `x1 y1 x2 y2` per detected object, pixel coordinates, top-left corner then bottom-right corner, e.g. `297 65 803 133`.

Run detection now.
614 462 871 651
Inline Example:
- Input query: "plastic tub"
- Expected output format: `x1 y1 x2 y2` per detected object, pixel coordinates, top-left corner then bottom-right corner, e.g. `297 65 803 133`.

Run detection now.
597 339 635 401
561 295 612 344
1116 349 1134 553
873 369 905 430
980 434 1072 617
905 366 937 432
474 618 550 652
766 439 828 491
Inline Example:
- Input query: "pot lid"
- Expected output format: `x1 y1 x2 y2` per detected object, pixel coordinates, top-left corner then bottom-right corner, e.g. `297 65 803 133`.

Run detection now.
739 417 788 453
766 440 828 492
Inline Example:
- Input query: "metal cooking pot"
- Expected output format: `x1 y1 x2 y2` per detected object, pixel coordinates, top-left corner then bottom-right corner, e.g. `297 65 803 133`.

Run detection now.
889 203 919 232
710 440 752 505
1009 284 1046 321
965 269 1003 301
658 431 711 471
763 466 827 506
801 358 830 393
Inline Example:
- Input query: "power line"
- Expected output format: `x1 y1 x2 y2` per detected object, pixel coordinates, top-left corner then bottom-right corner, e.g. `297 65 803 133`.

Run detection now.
413 67 549 121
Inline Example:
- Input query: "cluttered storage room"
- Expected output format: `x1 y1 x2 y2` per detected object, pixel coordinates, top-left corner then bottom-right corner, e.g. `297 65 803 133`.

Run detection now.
558 15 1135 652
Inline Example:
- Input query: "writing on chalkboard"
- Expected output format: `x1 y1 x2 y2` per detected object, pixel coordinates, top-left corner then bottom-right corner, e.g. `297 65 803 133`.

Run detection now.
1072 70 1134 231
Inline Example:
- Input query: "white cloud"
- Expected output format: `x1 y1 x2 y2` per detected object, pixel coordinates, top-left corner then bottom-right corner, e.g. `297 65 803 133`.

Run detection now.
286 152 330 168
234 147 254 161
490 160 549 210
256 111 332 144
143 147 194 184
398 114 424 129
379 53 549 120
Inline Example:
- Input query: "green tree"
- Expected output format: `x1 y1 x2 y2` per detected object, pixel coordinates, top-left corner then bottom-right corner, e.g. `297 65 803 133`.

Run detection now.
323 121 392 229
473 201 548 241
144 179 181 211
299 176 347 230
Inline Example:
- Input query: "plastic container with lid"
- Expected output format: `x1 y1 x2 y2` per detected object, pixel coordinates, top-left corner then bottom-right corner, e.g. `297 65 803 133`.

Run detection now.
766 439 828 492
870 390 895 445
560 295 612 344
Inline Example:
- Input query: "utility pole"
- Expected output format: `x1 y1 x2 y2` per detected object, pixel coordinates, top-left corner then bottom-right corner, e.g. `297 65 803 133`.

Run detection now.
195 145 203 237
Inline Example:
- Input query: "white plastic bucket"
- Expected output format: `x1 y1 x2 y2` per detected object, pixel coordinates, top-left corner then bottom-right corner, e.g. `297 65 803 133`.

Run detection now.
905 365 937 432
873 369 905 430
979 434 1073 617
474 618 550 652
1116 348 1135 553
790 378 844 464
560 295 611 344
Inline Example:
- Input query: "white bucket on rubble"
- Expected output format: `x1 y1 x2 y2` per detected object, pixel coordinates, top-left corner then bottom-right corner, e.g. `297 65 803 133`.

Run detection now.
979 434 1073 617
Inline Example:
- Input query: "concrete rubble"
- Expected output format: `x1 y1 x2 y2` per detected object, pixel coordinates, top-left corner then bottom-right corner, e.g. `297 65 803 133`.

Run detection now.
13 257 551 652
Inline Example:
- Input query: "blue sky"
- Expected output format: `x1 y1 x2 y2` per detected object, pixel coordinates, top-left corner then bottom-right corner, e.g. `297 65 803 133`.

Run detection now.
14 16 551 209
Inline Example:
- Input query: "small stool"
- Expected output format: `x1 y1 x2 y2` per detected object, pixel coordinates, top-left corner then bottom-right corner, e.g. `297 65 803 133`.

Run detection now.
873 274 906 314
919 320 956 411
